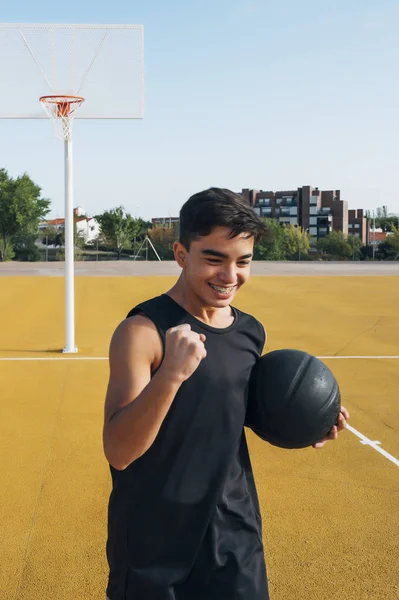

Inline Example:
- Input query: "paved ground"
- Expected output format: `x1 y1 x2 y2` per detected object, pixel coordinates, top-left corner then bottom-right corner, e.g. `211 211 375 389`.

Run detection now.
1 260 398 277
0 274 398 599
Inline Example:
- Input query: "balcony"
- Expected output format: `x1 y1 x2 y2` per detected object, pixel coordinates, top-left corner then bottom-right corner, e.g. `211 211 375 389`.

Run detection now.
318 216 332 227
257 198 271 207
318 227 329 237
261 207 272 217
281 196 295 205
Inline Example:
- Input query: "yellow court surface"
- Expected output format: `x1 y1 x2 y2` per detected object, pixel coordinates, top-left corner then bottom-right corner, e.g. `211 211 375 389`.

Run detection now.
0 272 398 600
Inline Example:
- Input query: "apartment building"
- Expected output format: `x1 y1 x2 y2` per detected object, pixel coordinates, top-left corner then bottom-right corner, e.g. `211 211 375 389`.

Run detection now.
242 186 349 240
348 209 369 244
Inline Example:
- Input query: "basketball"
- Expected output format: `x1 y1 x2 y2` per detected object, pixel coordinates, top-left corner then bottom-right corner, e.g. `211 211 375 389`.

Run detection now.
246 349 341 449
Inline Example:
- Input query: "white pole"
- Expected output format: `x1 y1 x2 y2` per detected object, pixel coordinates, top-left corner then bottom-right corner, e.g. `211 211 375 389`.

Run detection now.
63 137 77 353
372 213 376 261
146 235 162 261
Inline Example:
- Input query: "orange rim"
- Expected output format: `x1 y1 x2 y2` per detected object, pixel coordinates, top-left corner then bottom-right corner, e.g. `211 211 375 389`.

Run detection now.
39 95 85 117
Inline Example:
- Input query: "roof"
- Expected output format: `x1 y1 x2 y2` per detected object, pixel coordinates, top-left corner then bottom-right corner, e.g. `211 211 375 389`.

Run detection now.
46 218 65 226
370 231 389 244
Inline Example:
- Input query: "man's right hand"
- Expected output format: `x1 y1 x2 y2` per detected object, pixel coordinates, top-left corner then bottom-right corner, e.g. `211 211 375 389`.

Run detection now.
160 324 207 384
104 317 206 469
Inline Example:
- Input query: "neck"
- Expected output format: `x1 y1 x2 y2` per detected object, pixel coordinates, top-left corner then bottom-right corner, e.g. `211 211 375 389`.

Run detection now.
167 274 232 327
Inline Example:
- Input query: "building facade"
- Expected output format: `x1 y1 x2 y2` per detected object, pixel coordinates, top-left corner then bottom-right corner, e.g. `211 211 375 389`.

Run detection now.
39 208 100 244
348 209 369 244
242 186 351 241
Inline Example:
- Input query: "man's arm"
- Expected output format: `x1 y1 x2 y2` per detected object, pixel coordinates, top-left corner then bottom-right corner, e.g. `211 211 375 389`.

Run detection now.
103 316 206 471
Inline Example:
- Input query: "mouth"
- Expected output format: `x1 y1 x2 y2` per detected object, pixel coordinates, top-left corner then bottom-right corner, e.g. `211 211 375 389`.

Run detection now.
208 283 237 297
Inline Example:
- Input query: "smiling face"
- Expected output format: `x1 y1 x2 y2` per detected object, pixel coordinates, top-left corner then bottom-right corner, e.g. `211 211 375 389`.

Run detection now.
174 226 254 308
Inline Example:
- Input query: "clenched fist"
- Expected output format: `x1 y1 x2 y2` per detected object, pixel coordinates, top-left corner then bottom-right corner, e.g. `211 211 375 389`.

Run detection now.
160 324 207 384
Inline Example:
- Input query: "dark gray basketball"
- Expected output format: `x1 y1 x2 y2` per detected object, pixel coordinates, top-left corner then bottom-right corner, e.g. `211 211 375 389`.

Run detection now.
246 349 341 449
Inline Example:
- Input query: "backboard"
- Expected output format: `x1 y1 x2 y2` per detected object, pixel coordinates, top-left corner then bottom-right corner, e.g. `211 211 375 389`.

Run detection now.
0 23 144 119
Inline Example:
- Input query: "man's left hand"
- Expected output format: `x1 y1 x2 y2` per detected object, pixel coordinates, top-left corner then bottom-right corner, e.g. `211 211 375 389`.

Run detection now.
312 406 350 449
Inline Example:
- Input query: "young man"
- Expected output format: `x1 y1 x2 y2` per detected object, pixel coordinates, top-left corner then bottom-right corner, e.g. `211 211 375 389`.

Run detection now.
103 188 348 600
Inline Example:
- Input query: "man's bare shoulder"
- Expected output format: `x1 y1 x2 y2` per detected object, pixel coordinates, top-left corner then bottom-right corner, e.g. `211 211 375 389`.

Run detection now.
112 311 159 338
110 312 163 371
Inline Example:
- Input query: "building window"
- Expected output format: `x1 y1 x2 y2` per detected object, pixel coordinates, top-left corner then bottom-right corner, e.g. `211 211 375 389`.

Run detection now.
309 217 317 226
289 217 298 226
309 206 317 215
310 196 318 205
354 223 360 228
289 207 297 216
309 227 317 236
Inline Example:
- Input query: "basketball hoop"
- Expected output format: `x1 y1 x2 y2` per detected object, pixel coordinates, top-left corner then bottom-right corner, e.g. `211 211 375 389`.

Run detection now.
39 95 85 140
1 22 144 353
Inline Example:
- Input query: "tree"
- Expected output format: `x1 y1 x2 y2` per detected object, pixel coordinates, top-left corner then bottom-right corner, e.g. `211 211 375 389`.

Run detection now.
317 231 352 260
13 233 41 262
40 225 65 247
148 226 176 260
253 219 310 261
360 245 374 261
375 241 394 260
377 216 399 232
130 217 152 256
0 168 51 261
346 234 363 260
95 206 136 259
387 225 399 258
253 218 286 260
281 224 310 260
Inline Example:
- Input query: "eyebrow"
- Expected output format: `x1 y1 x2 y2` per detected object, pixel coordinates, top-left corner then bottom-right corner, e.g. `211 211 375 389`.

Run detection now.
201 249 253 260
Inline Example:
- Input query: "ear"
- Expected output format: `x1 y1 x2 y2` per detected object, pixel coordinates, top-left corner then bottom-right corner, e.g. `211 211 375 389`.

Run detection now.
173 241 187 268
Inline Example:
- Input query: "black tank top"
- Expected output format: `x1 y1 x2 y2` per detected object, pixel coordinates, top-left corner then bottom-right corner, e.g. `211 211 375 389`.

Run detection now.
106 294 269 600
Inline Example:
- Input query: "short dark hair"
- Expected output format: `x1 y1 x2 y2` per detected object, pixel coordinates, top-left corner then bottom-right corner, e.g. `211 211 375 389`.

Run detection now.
179 187 267 249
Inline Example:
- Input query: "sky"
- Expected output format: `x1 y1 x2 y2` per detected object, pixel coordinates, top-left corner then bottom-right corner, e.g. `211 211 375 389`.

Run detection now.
1 0 398 221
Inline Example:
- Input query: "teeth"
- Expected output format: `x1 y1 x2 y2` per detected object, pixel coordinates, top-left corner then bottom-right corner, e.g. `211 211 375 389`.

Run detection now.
210 284 234 294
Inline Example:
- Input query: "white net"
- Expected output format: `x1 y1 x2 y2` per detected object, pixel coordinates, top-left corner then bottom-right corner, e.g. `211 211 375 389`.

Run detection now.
40 95 85 140
0 24 144 119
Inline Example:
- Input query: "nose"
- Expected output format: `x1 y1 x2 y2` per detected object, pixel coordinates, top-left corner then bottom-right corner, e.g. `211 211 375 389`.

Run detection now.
219 263 237 285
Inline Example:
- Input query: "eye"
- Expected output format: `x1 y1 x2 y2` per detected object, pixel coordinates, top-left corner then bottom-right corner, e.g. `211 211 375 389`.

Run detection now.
207 258 222 264
237 261 250 266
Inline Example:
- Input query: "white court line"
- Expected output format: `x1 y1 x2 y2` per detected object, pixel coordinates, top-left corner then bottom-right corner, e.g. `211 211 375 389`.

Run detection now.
0 356 398 467
345 424 399 467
